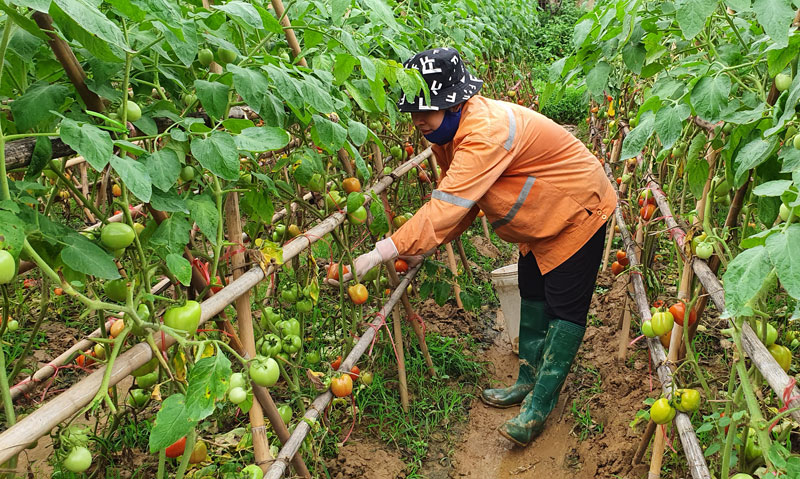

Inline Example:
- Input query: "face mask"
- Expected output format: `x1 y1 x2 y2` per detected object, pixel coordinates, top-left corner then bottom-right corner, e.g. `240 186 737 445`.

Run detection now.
423 108 462 145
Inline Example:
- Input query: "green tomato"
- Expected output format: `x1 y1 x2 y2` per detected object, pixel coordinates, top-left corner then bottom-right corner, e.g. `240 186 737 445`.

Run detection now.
390 145 402 159
361 371 373 385
101 223 135 250
198 48 214 66
136 369 159 389
241 464 264 479
229 386 247 404
348 205 368 225
673 388 700 413
127 388 149 408
281 285 299 304
163 301 202 335
325 191 344 210
0 250 15 284
713 179 730 198
118 100 142 122
744 429 762 462
7 319 19 332
730 475 753 479
217 47 237 65
722 123 734 134
282 334 302 354
131 356 158 377
127 304 151 337
753 321 778 346
641 320 655 338
103 279 129 303
308 173 324 193
181 93 197 108
695 241 713 260
650 398 676 424
650 312 674 337
280 318 301 337
249 356 280 387
794 133 800 150
296 298 313 314
63 446 92 473
775 73 792 92
180 166 196 182
306 350 320 365
361 266 379 283
383 166 393 175
278 404 292 424
768 344 792 372
779 203 799 222
258 334 283 358
229 372 247 391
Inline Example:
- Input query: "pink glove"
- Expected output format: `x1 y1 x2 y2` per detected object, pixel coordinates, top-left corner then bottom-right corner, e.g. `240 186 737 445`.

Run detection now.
326 238 398 285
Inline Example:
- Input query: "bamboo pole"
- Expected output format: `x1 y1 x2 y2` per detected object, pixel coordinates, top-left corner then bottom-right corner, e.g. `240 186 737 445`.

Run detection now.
455 237 472 281
0 149 433 463
224 194 272 471
481 216 491 240
603 164 711 479
648 426 666 479
385 262 435 378
263 261 425 479
601 138 623 272
633 419 657 464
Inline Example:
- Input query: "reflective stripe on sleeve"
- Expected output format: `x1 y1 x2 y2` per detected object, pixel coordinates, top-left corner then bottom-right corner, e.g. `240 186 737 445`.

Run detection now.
491 176 535 228
431 189 475 209
504 105 517 151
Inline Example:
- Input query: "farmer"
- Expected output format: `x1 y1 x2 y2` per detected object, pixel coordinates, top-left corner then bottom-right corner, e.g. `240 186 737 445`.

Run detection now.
341 47 615 446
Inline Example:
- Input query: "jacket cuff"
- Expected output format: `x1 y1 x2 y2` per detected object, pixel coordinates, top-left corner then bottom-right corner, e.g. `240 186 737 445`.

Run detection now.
376 237 399 262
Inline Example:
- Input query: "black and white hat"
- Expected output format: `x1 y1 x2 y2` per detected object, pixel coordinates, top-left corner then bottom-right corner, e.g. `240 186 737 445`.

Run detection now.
397 47 483 112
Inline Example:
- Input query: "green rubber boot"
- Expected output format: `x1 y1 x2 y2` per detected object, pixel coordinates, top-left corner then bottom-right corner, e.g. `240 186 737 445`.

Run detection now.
499 319 585 446
480 299 550 408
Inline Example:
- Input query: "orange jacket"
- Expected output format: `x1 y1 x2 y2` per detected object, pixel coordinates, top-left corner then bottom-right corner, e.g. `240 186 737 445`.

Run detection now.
391 95 616 274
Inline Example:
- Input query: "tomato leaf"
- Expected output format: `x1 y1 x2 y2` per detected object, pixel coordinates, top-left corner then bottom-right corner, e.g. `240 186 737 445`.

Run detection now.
0 210 28 259
655 104 690 150
733 136 779 186
166 253 191 286
311 115 348 154
674 0 717 39
10 82 69 132
687 156 709 199
228 65 270 117
190 133 240 181
620 111 655 160
60 235 121 280
109 155 152 203
212 1 263 30
148 393 197 453
150 188 189 214
142 148 181 193
753 180 793 197
691 74 731 124
194 80 229 121
585 61 611 100
51 0 129 52
722 246 774 318
185 354 232 422
234 126 290 152
24 136 53 180
432 280 451 306
752 0 794 49
187 193 219 246
150 213 191 257
59 119 113 171
348 120 368 147
368 192 389 237
765 224 800 300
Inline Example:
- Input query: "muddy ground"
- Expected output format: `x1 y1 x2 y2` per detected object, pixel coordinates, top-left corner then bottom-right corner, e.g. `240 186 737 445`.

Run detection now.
328 269 661 479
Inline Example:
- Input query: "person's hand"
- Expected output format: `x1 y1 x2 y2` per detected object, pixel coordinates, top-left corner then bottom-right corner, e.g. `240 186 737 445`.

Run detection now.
398 254 424 269
325 238 398 286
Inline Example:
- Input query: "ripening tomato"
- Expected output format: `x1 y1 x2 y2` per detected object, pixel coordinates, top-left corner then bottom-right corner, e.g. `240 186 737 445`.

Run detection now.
327 263 349 281
651 311 674 336
165 436 187 458
331 374 353 397
611 261 625 276
342 177 361 194
669 302 697 327
768 344 792 372
616 250 629 266
638 190 656 207
349 365 360 381
112 184 122 197
640 203 656 221
404 142 414 157
189 439 207 464
394 259 409 273
348 284 368 304
54 287 64 296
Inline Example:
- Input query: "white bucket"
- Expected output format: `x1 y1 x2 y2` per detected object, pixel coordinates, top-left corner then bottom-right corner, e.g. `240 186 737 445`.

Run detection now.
491 263 520 354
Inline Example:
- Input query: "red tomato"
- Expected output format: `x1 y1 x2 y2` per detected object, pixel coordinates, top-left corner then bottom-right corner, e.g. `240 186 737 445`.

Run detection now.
640 204 656 220
394 259 409 273
54 287 64 296
165 437 187 458
404 143 414 156
611 261 625 276
331 355 342 370
327 263 349 281
616 250 629 266
349 365 360 381
331 374 353 397
669 302 697 327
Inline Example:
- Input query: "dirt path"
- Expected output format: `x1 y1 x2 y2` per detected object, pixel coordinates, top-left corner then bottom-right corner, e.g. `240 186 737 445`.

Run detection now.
448 270 653 478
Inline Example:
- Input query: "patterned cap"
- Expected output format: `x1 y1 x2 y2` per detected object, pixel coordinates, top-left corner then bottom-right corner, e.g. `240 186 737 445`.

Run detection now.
397 47 483 112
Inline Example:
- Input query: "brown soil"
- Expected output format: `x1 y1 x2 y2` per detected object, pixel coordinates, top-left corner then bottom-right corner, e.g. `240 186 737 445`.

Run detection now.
336 268 658 478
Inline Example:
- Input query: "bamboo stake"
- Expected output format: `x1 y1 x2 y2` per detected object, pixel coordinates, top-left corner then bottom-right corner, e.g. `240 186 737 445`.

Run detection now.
385 263 436 378
481 216 491 240
0 150 434 463
455 237 472 281
263 261 425 479
601 138 623 272
633 419 657 464
32 12 105 112
648 426 666 479
224 194 272 471
391 306 410 412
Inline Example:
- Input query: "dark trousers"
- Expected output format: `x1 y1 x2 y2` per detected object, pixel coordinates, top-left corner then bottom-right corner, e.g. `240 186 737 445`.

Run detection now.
517 223 607 326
